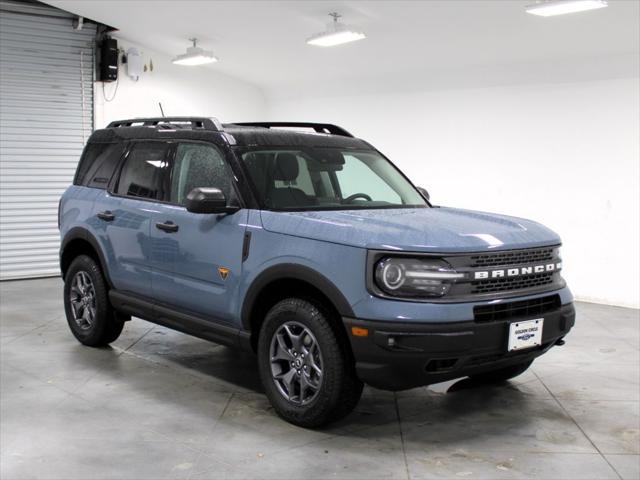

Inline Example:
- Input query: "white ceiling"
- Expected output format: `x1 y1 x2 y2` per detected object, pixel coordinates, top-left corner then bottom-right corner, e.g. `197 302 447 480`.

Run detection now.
44 0 639 98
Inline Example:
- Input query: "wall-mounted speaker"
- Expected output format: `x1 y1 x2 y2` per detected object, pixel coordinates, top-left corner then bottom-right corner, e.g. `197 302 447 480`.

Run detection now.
98 37 118 82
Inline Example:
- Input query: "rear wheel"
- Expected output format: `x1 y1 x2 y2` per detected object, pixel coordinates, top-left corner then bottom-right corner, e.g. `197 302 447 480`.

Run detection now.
63 255 124 346
470 359 533 384
257 298 363 428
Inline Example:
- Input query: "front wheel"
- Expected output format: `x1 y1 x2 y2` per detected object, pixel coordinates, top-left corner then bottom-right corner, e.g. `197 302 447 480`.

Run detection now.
63 255 124 347
257 298 363 428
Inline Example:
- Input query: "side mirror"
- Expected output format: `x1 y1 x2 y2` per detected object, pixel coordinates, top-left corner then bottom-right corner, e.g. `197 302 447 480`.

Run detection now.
185 187 239 214
416 186 430 202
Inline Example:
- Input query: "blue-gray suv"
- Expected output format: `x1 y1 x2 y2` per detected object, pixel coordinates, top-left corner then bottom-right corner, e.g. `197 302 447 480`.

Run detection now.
59 117 575 427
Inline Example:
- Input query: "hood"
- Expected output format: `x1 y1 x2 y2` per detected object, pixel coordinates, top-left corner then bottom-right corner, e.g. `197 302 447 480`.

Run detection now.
259 207 561 253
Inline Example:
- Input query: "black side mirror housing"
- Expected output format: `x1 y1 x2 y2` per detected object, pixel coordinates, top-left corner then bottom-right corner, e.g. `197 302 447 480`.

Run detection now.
185 187 239 214
416 186 430 202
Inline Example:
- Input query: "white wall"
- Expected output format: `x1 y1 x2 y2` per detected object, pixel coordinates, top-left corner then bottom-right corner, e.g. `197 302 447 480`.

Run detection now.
94 39 266 128
267 78 640 308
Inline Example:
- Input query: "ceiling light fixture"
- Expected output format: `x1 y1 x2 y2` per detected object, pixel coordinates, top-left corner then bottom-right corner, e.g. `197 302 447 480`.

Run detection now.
306 12 366 47
172 38 218 66
526 0 608 17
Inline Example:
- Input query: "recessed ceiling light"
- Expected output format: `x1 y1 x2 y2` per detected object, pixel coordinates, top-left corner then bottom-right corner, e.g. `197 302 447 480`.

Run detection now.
172 38 218 66
526 0 608 17
307 12 366 47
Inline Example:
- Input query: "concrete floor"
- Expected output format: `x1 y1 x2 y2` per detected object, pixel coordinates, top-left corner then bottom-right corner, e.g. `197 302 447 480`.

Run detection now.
0 278 638 480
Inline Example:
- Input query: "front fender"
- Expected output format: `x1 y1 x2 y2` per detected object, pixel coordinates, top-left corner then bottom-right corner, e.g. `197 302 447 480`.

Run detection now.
240 262 356 331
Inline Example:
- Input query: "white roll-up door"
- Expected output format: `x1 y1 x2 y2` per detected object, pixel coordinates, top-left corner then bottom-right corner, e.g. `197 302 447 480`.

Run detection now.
0 0 96 280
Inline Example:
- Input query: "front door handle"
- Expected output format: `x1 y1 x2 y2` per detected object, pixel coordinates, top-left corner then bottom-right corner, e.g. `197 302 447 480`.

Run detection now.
155 221 179 233
97 210 115 222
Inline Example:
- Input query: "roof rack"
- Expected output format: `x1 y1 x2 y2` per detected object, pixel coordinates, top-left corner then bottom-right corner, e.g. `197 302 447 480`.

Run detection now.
107 117 221 131
232 122 354 138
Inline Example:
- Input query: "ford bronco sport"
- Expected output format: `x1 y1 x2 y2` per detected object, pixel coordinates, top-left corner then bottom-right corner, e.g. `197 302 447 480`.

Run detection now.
59 117 575 427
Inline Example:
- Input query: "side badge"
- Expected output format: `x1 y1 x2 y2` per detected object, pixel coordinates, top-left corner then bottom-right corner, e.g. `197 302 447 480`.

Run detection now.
218 267 230 281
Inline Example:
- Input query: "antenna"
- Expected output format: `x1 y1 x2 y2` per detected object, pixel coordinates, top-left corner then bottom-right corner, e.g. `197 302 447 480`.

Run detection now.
158 102 165 117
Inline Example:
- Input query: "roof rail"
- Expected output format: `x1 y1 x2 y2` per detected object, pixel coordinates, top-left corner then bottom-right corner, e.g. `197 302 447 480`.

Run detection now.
232 122 354 138
107 117 221 131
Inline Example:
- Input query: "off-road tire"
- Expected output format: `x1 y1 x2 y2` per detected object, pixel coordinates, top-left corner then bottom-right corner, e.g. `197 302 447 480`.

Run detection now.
63 255 124 346
257 298 363 428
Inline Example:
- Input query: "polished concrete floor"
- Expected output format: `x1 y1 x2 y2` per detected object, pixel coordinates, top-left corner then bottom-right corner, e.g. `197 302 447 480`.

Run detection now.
1 278 638 480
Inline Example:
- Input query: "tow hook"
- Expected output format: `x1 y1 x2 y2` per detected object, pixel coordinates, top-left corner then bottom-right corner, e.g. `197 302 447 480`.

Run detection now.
555 338 566 346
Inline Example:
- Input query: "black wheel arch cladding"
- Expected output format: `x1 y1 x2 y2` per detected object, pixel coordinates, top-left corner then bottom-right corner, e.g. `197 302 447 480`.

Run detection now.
241 263 355 332
60 227 113 287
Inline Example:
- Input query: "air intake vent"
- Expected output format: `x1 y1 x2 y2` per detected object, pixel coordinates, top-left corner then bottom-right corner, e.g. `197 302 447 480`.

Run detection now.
474 294 561 323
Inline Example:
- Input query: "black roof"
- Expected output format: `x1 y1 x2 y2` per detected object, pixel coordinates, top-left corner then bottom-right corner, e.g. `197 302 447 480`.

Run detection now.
222 124 371 149
91 118 373 149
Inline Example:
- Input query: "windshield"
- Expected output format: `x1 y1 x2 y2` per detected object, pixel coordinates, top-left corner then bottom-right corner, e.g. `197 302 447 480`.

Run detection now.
238 147 427 211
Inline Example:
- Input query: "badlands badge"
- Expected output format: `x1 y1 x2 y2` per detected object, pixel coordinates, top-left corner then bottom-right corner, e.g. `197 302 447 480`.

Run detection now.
218 267 230 281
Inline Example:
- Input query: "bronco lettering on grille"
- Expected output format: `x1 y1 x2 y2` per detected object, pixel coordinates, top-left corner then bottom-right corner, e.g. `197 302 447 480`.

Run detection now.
474 262 562 280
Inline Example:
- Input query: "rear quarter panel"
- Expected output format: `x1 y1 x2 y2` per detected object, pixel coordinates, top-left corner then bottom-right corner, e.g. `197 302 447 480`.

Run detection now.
59 186 103 241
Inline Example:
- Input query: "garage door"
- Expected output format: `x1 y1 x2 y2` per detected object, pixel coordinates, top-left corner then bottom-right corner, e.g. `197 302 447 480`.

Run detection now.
0 0 96 280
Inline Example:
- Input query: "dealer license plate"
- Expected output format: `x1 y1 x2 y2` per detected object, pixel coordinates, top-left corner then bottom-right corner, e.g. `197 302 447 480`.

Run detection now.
508 318 544 352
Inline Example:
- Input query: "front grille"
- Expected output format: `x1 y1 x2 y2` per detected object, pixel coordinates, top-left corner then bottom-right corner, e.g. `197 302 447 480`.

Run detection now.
471 271 554 294
368 246 563 302
470 247 555 268
474 294 561 322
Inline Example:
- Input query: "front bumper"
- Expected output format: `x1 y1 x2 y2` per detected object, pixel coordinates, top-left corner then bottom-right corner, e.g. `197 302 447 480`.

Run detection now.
343 302 575 391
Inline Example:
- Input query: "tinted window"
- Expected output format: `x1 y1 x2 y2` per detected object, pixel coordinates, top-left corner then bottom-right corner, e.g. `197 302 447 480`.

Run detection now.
170 143 234 205
74 144 100 185
74 142 125 188
116 142 170 200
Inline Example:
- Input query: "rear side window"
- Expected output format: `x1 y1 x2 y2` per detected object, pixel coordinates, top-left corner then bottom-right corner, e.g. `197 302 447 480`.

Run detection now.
74 142 126 189
116 142 170 200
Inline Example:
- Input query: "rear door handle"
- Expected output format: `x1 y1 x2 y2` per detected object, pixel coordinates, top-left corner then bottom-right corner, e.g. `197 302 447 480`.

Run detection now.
97 210 115 222
155 221 179 233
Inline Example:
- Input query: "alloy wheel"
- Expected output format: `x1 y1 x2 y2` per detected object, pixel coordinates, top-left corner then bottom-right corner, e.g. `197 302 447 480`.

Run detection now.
269 321 324 405
69 271 96 331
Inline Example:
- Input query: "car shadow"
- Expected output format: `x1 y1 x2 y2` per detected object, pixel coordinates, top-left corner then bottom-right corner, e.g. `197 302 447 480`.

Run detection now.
158 343 265 393
94 324 544 445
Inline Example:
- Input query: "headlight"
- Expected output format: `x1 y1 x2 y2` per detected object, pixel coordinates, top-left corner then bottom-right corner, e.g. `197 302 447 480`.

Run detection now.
374 257 465 298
